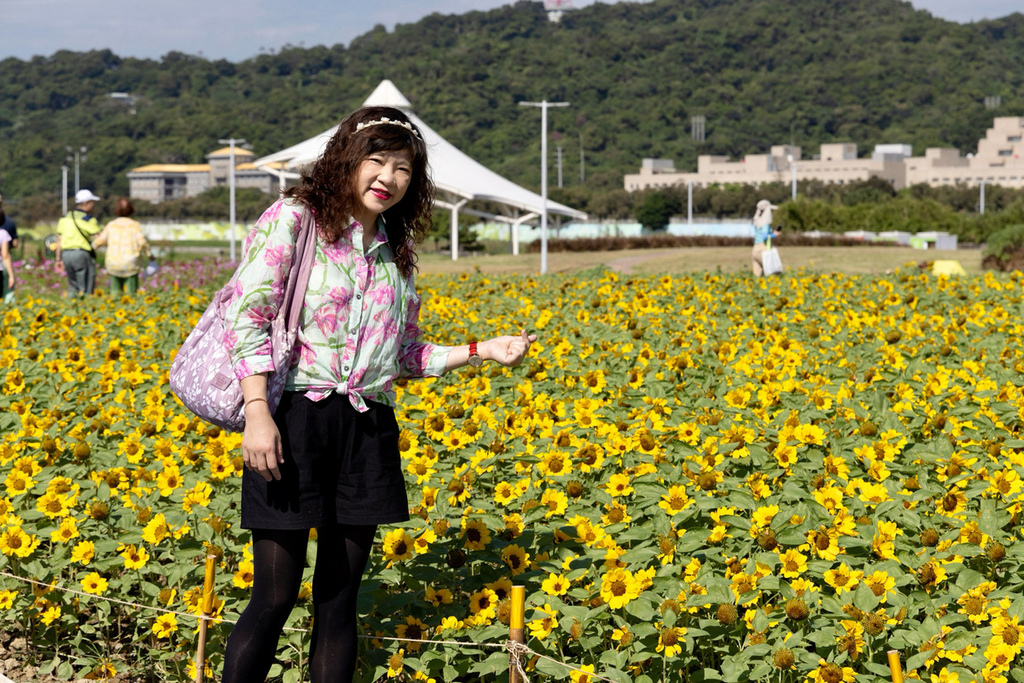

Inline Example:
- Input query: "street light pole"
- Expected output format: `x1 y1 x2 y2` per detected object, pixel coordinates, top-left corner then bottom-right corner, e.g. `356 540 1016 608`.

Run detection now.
219 137 247 262
519 100 569 275
687 179 693 226
579 132 585 184
787 154 797 201
556 146 563 189
66 146 87 194
61 166 69 215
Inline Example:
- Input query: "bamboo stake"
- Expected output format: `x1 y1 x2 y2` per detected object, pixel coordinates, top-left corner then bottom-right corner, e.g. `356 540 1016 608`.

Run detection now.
887 650 903 683
194 554 217 683
509 585 526 683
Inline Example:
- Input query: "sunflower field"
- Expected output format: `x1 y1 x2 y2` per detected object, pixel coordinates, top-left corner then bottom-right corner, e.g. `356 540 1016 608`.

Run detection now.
2 259 1024 683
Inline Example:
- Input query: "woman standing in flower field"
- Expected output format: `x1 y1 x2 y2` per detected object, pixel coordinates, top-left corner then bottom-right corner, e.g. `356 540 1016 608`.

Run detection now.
751 199 780 277
220 105 535 683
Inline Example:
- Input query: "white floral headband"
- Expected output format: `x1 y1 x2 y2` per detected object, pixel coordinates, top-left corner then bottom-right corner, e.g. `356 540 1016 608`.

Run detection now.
354 117 421 139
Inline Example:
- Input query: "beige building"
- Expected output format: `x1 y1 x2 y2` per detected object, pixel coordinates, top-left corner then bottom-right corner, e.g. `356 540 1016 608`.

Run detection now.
128 147 282 204
904 117 1024 188
625 117 1024 192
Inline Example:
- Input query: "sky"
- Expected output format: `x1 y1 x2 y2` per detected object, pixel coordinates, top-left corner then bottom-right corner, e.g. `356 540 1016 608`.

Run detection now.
2 0 1021 63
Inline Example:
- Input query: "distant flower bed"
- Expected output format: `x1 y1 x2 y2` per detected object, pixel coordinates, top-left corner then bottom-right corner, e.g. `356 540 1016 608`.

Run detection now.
0 265 1022 681
11 258 237 299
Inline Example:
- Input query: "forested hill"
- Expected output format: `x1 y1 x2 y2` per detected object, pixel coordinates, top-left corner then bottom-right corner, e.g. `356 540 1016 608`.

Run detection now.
1 0 1023 212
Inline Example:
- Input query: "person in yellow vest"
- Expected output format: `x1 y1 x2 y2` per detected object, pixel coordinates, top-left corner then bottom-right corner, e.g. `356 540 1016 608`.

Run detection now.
93 197 150 295
55 189 102 295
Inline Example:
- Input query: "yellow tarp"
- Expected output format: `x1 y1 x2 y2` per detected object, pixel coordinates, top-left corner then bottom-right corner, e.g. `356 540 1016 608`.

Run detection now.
931 260 966 276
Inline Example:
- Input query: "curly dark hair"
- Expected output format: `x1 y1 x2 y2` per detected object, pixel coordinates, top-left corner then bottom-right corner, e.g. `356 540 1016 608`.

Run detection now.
284 106 433 279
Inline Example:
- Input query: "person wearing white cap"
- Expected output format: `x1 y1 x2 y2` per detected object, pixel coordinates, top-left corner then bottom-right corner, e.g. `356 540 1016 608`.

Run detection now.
751 198 780 277
55 189 103 295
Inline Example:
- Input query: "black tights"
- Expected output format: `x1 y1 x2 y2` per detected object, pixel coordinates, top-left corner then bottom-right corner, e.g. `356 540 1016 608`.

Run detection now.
221 524 377 683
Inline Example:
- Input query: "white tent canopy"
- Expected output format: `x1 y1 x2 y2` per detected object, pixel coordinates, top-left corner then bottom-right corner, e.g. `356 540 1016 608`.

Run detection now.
254 80 586 259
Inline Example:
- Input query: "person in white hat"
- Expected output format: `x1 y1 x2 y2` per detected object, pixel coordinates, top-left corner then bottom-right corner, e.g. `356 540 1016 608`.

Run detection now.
55 188 103 295
751 198 780 277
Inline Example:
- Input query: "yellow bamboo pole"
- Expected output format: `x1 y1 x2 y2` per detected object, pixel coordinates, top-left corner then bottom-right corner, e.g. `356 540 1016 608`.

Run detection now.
509 585 526 683
887 650 903 683
194 554 217 683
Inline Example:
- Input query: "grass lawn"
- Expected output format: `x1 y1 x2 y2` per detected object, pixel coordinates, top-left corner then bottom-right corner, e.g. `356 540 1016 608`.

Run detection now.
416 246 983 276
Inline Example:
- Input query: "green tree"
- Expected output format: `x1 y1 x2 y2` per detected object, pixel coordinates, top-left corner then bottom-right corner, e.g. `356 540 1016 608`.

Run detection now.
2 0 1024 223
635 191 681 232
426 209 450 253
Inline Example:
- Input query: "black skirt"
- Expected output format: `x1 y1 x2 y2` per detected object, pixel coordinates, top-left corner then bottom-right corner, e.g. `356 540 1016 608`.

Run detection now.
241 391 410 530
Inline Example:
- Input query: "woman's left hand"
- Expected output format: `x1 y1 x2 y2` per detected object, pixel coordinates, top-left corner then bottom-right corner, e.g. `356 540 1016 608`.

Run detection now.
483 329 537 367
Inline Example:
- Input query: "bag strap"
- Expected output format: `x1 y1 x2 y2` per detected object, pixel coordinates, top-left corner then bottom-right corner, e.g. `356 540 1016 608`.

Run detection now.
279 207 318 332
70 211 97 256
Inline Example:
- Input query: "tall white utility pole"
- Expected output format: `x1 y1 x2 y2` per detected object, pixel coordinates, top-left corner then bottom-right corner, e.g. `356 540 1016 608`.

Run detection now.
219 137 247 262
579 132 585 183
519 100 569 275
66 146 87 194
687 179 693 226
76 148 84 194
61 166 69 215
556 146 563 188
980 179 986 214
787 154 797 200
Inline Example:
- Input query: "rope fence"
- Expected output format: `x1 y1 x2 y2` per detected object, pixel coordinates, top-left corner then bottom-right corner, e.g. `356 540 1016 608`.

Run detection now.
0 568 213 624
0 566 623 683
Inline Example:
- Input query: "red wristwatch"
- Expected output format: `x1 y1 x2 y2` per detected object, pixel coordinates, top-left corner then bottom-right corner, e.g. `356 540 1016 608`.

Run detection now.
468 341 483 367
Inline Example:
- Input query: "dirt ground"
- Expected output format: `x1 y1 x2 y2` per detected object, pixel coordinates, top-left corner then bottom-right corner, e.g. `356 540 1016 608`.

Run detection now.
0 633 106 683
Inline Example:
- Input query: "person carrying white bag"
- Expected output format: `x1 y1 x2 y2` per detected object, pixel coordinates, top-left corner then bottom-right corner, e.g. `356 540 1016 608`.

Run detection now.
752 199 782 277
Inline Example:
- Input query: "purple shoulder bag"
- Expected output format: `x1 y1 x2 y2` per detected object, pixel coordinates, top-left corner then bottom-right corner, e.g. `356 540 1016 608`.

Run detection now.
169 207 318 432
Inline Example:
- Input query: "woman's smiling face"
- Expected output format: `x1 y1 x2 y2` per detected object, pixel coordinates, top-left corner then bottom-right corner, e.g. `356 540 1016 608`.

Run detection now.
352 149 413 226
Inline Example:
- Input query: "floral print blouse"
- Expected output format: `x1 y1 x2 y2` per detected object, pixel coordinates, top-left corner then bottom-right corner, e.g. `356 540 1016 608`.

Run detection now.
93 217 150 277
224 198 451 412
